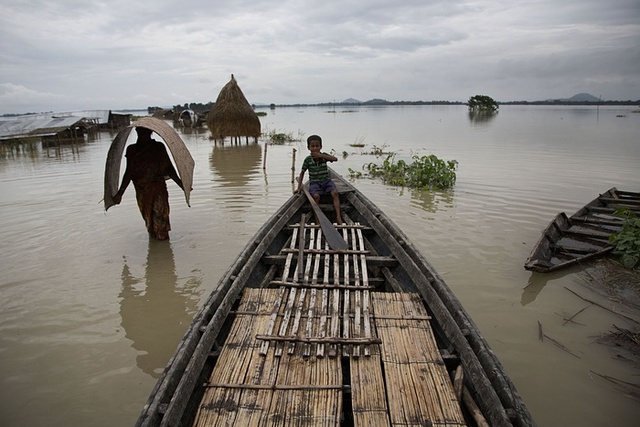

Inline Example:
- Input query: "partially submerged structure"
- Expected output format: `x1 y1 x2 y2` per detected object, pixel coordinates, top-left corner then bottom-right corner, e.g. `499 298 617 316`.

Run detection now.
178 109 202 128
104 110 132 130
0 114 93 143
152 109 174 120
73 110 131 130
206 74 261 143
0 110 131 142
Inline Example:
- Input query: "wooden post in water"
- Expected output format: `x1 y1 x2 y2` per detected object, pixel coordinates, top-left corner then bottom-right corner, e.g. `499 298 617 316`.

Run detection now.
263 143 268 170
291 148 297 184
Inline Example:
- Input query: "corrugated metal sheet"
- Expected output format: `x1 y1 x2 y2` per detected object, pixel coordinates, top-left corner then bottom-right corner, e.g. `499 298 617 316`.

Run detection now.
60 110 111 123
0 111 106 140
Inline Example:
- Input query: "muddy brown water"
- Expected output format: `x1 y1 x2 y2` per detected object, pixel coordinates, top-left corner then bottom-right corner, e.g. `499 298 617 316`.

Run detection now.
1 105 638 426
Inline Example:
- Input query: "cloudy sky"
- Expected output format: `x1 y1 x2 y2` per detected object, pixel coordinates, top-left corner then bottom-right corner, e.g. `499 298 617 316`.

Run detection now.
1 0 638 114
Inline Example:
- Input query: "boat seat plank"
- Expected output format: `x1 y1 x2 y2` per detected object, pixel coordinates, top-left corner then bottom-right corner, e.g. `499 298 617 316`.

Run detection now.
616 190 640 197
564 226 618 240
587 205 639 215
598 196 640 206
263 254 398 269
571 216 625 227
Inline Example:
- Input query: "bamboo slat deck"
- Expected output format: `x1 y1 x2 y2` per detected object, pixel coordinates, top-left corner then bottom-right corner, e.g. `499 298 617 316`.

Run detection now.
194 223 466 426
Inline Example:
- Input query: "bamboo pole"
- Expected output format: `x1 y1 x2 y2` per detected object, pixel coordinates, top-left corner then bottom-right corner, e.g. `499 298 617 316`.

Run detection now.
291 148 297 184
263 142 268 170
463 387 490 427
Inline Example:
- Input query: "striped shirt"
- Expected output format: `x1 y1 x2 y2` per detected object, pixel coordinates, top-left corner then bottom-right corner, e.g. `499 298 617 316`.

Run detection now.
301 155 330 182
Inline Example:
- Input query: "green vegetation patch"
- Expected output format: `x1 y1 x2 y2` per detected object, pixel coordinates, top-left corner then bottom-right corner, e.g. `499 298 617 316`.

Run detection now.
467 95 499 112
350 153 458 190
266 129 296 144
609 209 640 269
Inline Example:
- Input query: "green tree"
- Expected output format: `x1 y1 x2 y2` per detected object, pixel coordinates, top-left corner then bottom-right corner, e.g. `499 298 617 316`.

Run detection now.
467 95 499 112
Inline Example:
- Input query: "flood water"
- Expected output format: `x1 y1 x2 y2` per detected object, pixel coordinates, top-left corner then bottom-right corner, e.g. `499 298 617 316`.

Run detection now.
1 105 639 426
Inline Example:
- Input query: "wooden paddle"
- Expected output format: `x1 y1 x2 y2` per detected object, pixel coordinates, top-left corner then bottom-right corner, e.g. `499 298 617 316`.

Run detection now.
302 187 348 250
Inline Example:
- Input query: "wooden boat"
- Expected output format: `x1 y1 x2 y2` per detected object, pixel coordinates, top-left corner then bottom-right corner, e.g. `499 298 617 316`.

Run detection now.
136 170 535 427
525 188 640 273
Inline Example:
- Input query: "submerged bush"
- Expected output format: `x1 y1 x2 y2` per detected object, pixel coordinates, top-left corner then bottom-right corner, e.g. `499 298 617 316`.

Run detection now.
609 209 640 269
367 144 392 157
352 153 458 190
266 130 295 144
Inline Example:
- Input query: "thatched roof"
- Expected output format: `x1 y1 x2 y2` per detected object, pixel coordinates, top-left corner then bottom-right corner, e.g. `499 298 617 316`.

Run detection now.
206 74 261 139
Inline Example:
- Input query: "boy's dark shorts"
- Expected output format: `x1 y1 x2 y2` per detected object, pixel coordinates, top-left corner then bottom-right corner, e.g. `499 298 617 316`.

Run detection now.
309 179 337 196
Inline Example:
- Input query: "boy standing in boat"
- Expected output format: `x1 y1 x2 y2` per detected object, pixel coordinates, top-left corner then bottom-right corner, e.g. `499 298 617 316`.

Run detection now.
294 134 343 225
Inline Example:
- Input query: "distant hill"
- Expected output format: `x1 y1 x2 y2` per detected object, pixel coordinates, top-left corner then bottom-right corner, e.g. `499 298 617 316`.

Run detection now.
568 93 601 102
546 93 601 102
338 98 392 105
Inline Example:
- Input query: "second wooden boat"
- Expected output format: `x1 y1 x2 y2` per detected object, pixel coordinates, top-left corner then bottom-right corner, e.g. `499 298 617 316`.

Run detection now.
136 170 535 427
525 188 640 273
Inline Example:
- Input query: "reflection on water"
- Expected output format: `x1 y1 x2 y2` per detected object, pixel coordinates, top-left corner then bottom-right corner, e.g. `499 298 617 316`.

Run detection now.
209 142 262 187
467 109 497 125
175 125 209 137
118 240 194 377
0 139 87 162
521 274 548 307
208 142 267 218
408 187 456 213
521 270 571 306
520 265 592 306
42 140 85 159
0 140 40 160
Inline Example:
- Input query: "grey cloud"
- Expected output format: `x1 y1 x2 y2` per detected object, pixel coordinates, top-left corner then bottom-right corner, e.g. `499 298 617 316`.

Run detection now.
1 0 639 114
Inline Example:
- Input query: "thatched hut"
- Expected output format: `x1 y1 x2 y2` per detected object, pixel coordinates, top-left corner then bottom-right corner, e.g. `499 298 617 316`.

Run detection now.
206 74 261 143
